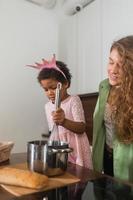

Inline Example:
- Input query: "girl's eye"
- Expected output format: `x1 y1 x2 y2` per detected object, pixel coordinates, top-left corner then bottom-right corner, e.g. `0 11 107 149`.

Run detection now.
51 87 56 90
43 87 56 92
43 88 48 92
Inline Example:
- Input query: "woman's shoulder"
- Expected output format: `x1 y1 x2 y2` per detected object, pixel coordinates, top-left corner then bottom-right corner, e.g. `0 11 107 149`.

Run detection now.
99 78 110 90
100 78 109 86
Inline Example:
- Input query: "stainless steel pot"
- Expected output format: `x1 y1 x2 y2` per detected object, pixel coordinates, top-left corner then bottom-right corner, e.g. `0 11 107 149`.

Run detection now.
27 140 73 176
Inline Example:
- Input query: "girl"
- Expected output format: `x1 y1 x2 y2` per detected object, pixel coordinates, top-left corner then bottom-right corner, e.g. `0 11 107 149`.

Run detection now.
28 55 92 169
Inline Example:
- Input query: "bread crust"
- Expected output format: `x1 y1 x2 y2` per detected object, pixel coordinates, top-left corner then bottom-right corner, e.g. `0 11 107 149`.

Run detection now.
0 167 48 189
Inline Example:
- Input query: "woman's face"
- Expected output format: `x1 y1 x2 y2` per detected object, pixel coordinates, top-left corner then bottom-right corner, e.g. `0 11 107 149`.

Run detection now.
40 79 68 103
107 48 123 86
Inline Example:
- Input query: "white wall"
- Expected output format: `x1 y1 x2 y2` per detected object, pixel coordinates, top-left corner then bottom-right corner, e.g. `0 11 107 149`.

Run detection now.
102 0 133 78
58 0 102 94
58 0 133 93
1 0 133 153
0 0 58 152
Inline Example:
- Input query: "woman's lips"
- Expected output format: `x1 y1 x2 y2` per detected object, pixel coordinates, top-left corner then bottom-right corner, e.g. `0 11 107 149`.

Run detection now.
109 74 118 81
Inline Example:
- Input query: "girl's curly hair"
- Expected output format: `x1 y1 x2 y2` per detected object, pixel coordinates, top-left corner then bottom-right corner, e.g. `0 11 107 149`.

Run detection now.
37 61 72 87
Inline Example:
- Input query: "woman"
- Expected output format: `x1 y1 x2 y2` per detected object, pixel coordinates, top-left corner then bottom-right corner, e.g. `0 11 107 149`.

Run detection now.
92 35 133 182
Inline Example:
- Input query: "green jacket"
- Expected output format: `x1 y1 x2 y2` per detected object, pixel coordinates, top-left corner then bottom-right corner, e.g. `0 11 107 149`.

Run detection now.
92 79 133 182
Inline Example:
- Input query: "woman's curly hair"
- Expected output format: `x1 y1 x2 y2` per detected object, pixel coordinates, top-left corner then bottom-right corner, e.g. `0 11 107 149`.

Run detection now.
111 35 133 143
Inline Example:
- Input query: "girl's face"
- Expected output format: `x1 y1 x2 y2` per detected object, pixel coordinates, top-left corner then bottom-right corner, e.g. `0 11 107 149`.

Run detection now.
40 79 68 103
107 48 123 86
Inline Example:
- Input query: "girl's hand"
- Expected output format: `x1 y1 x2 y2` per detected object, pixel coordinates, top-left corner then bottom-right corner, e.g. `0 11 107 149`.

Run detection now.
52 108 86 134
52 108 65 125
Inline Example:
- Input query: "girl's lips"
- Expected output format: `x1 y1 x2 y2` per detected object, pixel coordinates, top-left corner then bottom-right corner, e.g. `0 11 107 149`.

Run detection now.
49 97 55 102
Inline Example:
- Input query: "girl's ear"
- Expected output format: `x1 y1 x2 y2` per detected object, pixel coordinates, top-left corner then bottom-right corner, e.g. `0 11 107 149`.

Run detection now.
64 82 69 89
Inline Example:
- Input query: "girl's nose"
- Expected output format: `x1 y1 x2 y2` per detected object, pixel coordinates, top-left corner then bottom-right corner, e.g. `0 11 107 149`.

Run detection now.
48 89 54 96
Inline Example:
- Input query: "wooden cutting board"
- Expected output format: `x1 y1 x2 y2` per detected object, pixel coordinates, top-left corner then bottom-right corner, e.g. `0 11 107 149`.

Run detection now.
1 163 80 196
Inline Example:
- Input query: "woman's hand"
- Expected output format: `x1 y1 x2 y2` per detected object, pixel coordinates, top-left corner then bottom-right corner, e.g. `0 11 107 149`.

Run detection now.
52 108 65 125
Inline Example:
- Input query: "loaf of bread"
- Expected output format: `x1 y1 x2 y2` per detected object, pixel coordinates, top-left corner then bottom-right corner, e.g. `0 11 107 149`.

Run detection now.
0 167 48 189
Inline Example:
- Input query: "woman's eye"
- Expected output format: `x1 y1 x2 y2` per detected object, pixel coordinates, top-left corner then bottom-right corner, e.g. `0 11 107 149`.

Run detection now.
108 57 114 64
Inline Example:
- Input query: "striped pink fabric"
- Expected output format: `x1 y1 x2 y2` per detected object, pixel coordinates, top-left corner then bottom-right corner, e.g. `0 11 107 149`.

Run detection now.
45 95 93 169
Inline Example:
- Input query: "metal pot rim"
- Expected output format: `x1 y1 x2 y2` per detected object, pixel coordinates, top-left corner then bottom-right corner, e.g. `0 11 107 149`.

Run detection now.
48 140 69 149
28 140 69 149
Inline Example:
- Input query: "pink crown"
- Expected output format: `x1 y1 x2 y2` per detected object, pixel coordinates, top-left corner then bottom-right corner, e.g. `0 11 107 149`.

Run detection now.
27 54 67 79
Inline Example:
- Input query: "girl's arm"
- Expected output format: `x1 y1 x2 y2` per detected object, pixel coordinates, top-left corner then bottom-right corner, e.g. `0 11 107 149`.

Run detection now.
61 117 86 134
52 108 86 134
52 96 86 134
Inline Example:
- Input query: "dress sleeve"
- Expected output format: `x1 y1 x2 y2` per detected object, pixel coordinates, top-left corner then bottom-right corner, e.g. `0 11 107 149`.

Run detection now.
71 96 85 122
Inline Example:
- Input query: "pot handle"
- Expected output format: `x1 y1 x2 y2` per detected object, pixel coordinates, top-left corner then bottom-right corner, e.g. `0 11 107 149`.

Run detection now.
49 148 73 153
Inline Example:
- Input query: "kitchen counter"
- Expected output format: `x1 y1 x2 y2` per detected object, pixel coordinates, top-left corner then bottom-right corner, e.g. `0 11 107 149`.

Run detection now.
0 153 132 200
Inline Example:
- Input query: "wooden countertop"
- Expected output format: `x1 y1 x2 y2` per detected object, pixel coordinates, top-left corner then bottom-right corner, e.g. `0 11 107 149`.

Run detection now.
0 153 102 200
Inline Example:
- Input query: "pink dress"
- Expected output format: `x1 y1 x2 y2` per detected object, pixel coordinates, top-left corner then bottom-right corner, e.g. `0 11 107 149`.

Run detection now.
45 95 93 169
